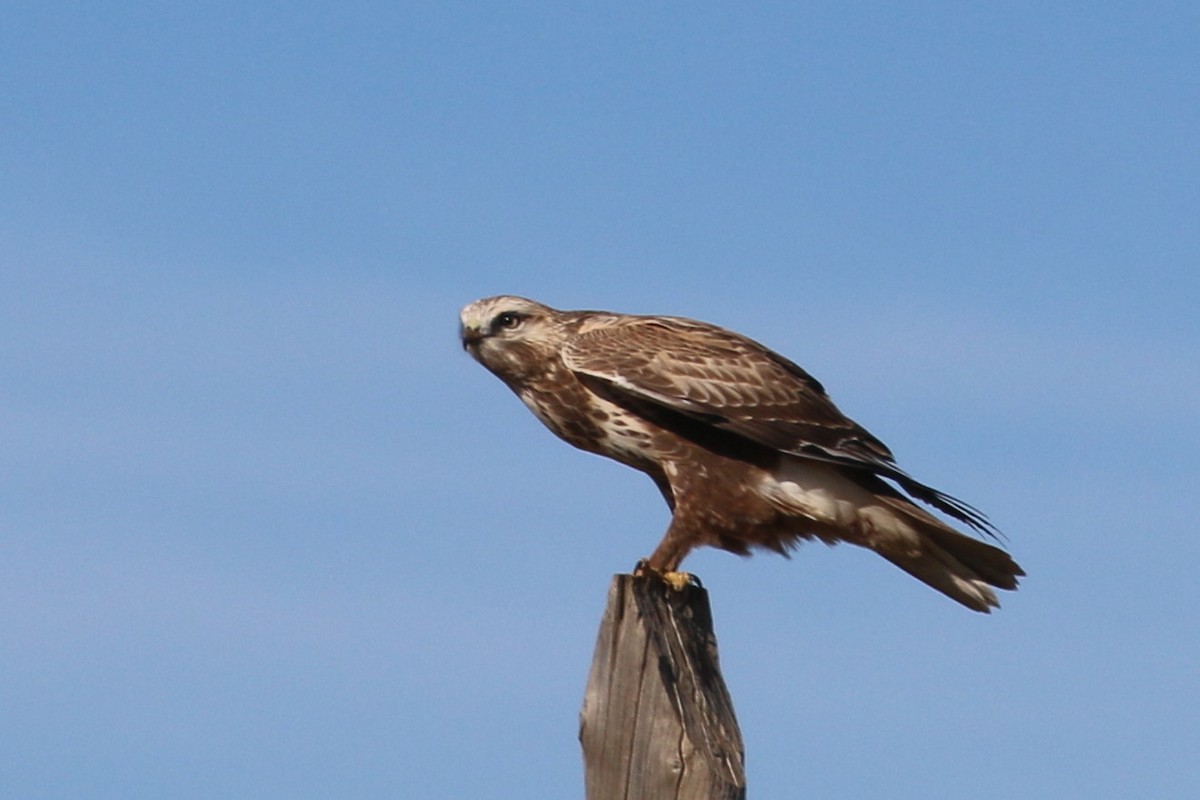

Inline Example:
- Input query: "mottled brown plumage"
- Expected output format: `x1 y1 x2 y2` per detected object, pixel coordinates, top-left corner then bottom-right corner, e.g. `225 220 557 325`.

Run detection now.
460 296 1023 612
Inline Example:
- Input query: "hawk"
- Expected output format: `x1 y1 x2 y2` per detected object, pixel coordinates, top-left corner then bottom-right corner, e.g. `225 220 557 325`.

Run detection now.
460 296 1023 612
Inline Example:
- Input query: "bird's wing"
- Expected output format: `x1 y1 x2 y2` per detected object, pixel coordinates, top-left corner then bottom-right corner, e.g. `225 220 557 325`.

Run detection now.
563 316 997 537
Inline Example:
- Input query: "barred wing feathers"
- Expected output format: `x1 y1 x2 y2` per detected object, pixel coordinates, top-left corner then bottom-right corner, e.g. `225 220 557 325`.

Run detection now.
563 316 998 539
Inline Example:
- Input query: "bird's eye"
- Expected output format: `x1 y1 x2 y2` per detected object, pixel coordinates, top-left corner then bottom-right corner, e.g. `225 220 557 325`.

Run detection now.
495 311 523 330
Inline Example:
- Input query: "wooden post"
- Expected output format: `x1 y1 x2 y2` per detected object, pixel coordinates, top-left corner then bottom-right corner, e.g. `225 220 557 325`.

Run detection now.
579 573 746 800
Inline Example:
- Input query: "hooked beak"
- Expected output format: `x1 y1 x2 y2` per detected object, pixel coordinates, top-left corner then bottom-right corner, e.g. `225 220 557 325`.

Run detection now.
460 321 486 350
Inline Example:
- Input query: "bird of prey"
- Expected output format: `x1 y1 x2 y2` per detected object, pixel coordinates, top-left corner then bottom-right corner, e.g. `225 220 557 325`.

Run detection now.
460 296 1022 612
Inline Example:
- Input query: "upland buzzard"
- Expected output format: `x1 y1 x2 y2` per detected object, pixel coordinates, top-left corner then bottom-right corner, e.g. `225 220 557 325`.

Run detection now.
460 296 1022 612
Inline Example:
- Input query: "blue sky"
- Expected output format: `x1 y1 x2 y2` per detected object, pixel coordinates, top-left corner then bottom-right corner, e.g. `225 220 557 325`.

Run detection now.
2 2 1197 797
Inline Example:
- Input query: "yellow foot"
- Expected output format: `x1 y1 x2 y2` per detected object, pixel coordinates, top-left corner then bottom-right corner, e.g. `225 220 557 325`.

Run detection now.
660 570 695 591
633 560 699 591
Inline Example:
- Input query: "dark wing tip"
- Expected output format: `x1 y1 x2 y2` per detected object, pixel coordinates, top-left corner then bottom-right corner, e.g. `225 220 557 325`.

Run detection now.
901 478 1006 542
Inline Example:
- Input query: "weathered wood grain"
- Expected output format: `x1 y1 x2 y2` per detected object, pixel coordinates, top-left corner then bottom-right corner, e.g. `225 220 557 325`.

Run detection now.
580 573 745 800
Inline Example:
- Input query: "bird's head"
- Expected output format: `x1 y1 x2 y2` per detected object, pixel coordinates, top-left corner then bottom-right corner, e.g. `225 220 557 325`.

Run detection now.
459 296 568 384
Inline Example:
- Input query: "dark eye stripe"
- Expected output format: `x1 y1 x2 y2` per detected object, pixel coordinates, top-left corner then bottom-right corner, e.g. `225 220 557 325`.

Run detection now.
495 312 523 329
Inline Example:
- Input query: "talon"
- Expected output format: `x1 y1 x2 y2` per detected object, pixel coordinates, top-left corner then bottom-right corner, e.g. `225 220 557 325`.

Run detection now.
661 570 696 591
632 560 698 591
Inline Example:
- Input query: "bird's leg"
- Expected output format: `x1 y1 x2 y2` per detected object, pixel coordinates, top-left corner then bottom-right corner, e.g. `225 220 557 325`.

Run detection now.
637 530 698 591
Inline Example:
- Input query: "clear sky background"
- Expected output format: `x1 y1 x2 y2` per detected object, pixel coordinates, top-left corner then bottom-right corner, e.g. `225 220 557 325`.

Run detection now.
2 3 1197 798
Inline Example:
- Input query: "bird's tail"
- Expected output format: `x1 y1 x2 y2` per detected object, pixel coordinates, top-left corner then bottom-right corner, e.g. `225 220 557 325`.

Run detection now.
877 501 1024 613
